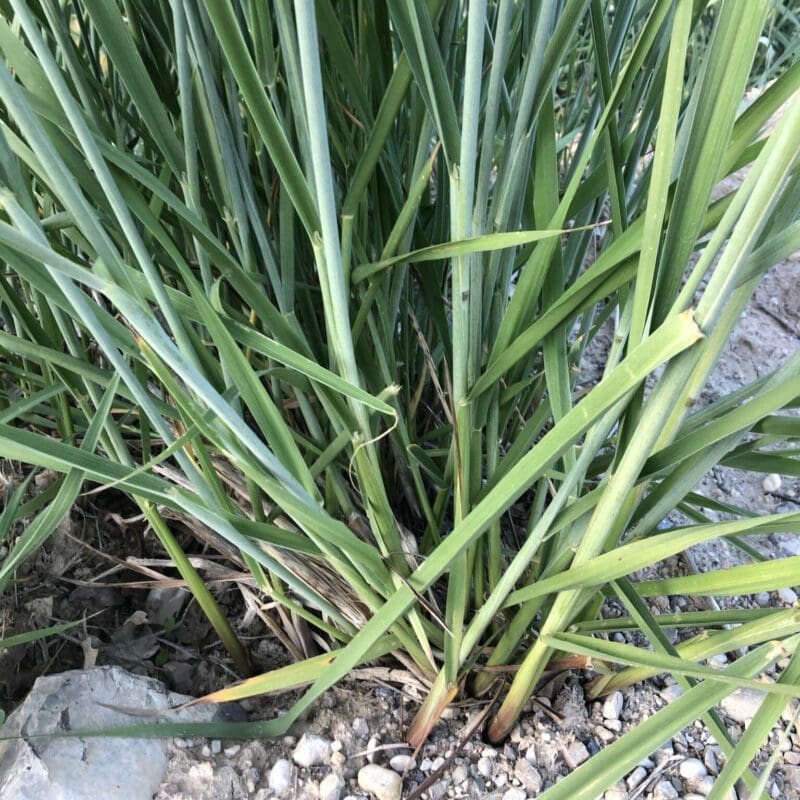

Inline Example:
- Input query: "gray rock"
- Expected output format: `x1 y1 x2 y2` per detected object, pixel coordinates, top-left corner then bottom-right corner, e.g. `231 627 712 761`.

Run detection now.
268 759 293 797
320 772 345 800
626 766 648 790
352 717 369 739
720 688 766 723
429 779 450 800
602 691 624 720
293 733 331 767
653 780 679 800
514 758 542 793
563 740 591 769
358 764 403 800
0 666 236 800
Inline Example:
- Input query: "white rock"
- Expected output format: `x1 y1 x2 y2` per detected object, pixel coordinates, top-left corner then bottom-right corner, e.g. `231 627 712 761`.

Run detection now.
319 772 345 800
502 790 527 800
720 688 766 723
293 734 331 767
762 473 782 493
389 754 415 773
778 587 798 605
602 691 624 720
0 666 238 800
358 764 403 800
268 759 293 797
679 758 708 780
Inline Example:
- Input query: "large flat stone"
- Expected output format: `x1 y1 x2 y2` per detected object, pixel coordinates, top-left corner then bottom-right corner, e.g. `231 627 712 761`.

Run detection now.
0 665 240 800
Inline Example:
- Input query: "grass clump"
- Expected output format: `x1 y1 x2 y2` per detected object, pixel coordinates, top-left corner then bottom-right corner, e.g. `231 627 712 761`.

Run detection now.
0 1 799 796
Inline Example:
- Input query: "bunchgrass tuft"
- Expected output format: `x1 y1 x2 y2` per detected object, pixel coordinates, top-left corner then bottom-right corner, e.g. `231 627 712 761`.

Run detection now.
0 2 798 796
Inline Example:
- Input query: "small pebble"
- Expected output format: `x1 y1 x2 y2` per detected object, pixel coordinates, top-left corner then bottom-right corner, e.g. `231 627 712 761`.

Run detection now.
562 740 591 769
660 684 684 703
268 759 292 797
477 756 494 778
653 780 679 800
514 758 542 793
389 754 415 773
762 473 782 493
429 780 450 800
331 752 346 768
603 692 624 720
679 758 708 780
690 775 716 795
293 733 331 767
595 725 615 743
604 781 629 800
320 772 345 800
626 766 647 790
604 719 622 732
778 587 798 605
353 717 369 739
720 688 766 723
451 764 469 784
781 535 800 556
223 744 240 757
358 764 403 800
366 736 380 763
754 591 772 607
502 790 527 800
